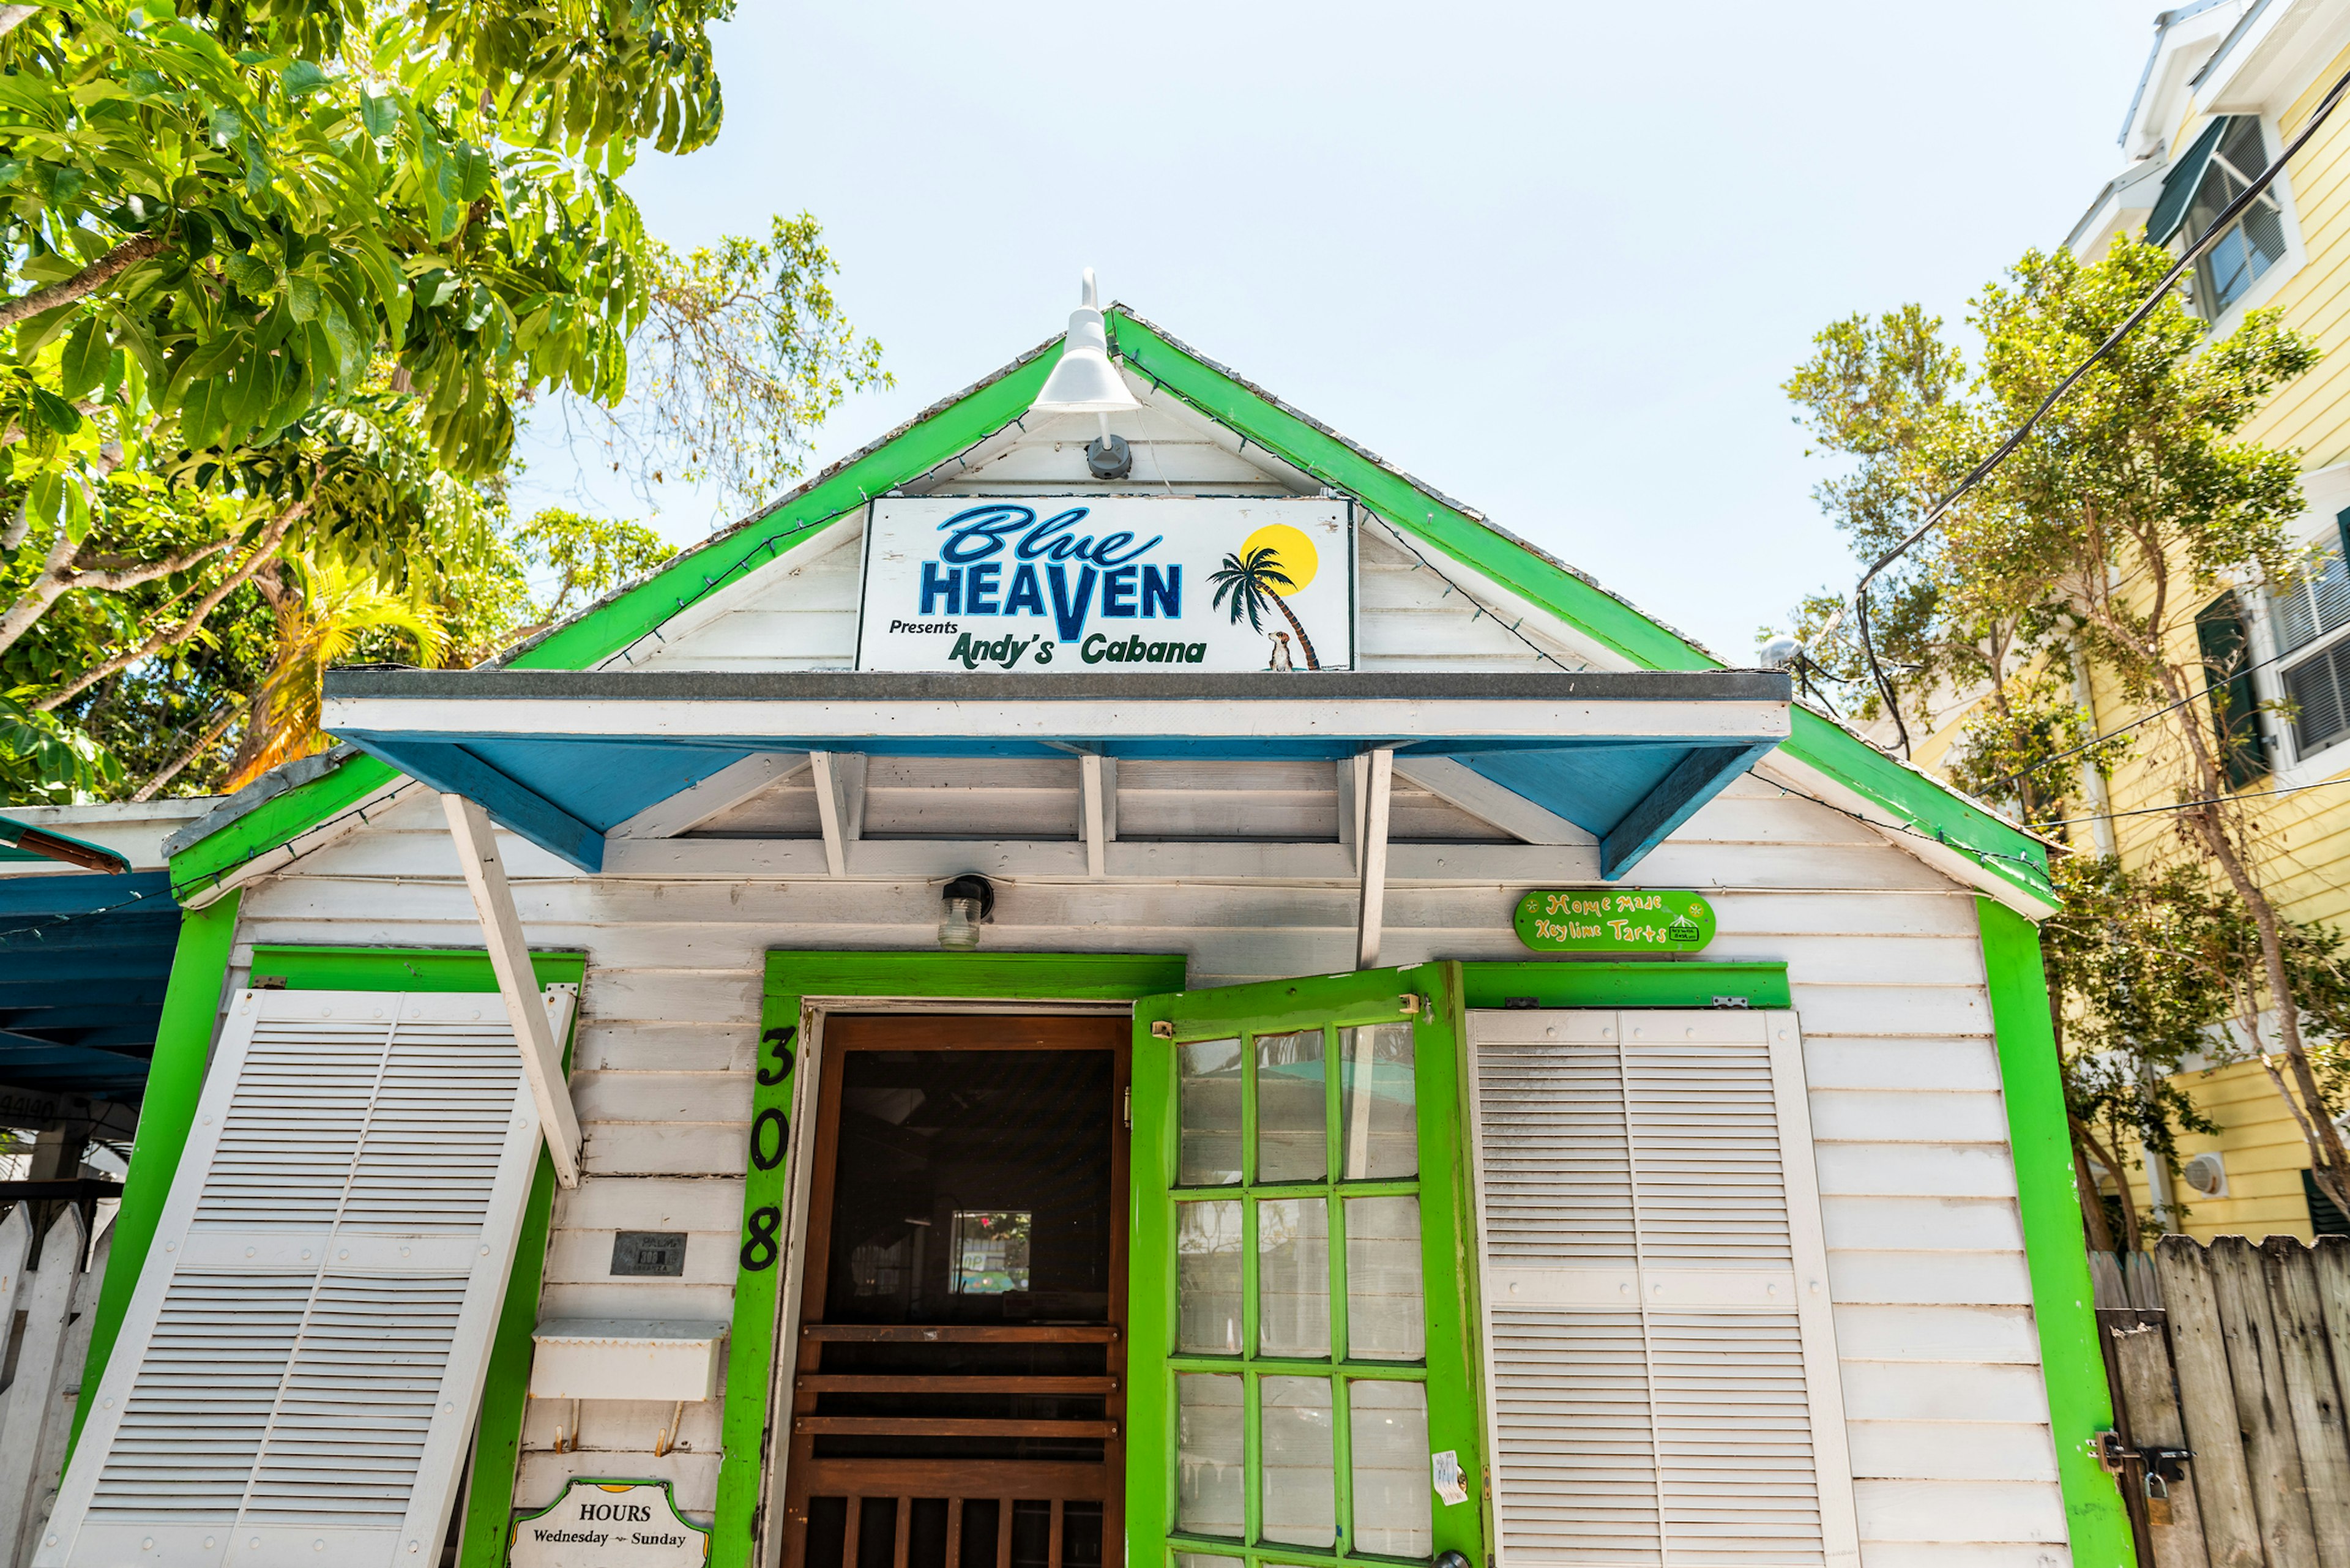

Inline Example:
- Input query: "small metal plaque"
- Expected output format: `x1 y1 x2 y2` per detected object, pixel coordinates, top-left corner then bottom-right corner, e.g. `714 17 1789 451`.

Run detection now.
611 1231 688 1278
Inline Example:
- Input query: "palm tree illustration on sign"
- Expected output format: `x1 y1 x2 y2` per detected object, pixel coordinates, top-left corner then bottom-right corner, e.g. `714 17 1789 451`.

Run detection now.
1209 526 1322 669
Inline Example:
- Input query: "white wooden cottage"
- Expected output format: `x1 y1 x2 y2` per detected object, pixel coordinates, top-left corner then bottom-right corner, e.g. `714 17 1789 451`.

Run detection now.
29 286 2127 1568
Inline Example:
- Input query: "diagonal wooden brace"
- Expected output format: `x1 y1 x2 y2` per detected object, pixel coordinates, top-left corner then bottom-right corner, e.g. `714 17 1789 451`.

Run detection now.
442 792 583 1188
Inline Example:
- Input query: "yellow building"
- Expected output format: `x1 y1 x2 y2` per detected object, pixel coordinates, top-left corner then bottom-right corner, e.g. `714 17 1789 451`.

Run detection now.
2043 0 2350 1241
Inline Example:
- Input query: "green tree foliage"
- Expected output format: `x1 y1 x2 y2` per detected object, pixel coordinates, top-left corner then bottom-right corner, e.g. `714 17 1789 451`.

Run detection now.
0 0 731 485
0 1 886 802
1785 238 2350 1226
0 0 732 726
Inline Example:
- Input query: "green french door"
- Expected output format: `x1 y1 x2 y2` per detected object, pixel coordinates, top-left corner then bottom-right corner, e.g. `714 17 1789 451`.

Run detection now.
1128 963 1486 1568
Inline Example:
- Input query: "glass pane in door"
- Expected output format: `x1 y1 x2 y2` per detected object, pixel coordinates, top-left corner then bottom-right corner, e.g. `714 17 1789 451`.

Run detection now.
1177 1373 1245 1539
1340 1023 1417 1179
1256 1029 1327 1182
1257 1197 1331 1358
1349 1379 1434 1555
1345 1195 1425 1361
1177 1201 1244 1355
1181 1039 1244 1186
1259 1375 1337 1548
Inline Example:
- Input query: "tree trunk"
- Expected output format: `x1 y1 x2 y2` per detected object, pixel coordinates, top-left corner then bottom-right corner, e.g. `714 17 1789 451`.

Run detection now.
2073 1138 2118 1253
2151 657 2350 1212
1270 591 1321 670
2074 1115 2144 1253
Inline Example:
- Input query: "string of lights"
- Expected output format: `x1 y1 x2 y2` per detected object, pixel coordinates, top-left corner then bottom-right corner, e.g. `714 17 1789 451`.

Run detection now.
1361 512 1581 673
1761 778 2050 880
0 881 177 946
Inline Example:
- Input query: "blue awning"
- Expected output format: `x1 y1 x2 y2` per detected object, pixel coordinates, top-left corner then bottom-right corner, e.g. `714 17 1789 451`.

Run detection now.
322 669 1792 883
0 871 179 1102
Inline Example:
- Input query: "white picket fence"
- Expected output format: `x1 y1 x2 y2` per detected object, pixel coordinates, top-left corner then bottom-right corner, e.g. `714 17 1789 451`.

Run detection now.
0 1206 107 1568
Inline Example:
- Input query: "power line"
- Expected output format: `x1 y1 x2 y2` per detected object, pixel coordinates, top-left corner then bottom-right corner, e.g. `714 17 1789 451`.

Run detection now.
2029 772 2350 831
1993 630 2316 790
1814 62 2350 756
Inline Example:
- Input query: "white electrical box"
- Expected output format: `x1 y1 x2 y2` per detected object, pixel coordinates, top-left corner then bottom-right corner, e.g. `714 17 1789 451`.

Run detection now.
529 1318 729 1402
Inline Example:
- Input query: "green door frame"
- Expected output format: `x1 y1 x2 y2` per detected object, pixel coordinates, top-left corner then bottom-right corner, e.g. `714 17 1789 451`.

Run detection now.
1128 960 1487 1568
715 951 1190 1568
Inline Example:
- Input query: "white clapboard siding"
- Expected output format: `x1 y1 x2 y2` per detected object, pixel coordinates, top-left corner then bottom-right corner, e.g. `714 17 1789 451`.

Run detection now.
38 990 548 1568
229 798 2059 1535
1468 1008 1859 1568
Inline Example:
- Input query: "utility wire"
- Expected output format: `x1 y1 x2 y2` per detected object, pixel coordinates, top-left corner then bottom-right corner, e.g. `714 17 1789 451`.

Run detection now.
1992 629 2316 791
2029 772 2350 831
1815 62 2350 756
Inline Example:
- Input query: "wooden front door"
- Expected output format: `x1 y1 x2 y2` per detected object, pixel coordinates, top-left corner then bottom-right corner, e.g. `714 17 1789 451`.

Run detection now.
783 1015 1129 1568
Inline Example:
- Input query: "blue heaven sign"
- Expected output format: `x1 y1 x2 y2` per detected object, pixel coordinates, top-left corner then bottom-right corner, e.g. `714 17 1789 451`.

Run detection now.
855 496 1354 672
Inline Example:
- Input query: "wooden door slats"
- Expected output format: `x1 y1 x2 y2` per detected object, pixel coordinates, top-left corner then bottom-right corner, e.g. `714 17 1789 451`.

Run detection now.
793 1417 1117 1439
781 1015 1127 1568
794 1374 1117 1395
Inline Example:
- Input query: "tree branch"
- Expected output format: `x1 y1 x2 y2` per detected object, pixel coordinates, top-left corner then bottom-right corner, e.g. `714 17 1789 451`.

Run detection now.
0 233 168 334
34 501 305 711
0 523 85 655
65 534 237 592
129 690 249 801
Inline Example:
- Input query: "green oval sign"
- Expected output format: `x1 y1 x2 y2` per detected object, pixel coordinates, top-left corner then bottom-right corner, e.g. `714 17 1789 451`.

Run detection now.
1513 889 1716 953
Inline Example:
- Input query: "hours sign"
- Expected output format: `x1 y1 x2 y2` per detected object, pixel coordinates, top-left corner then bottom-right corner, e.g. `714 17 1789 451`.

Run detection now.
510 1479 710 1567
1513 890 1717 954
856 495 1354 672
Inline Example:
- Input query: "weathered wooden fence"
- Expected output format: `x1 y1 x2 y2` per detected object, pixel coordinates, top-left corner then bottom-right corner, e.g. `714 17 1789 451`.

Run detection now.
0 1205 109 1568
2096 1233 2350 1568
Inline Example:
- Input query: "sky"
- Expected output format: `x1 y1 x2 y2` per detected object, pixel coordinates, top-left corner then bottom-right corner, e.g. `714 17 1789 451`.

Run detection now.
509 0 2164 662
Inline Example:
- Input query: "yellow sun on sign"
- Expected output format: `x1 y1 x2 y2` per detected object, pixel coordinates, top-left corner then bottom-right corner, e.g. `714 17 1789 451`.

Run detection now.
1240 523 1319 596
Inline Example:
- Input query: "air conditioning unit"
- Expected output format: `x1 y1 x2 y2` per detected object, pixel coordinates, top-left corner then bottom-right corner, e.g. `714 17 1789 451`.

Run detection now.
2182 1151 2228 1199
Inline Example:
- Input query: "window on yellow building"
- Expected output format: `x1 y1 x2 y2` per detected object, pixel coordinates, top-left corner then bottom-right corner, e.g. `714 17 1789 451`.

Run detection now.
2277 517 2350 759
2154 116 2289 321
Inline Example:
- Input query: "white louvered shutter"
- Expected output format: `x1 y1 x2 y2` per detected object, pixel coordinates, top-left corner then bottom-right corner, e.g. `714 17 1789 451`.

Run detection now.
1467 1009 1858 1568
40 987 570 1568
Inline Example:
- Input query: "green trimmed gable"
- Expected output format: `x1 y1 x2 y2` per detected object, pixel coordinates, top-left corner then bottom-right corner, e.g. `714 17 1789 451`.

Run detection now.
165 309 2054 911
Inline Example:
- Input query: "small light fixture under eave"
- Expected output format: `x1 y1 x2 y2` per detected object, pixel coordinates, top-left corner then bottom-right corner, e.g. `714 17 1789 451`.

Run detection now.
1031 268 1139 480
938 873 997 951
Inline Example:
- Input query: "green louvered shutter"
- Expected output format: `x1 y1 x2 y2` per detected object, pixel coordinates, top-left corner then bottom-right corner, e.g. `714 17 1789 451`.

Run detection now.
2197 592 2269 789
